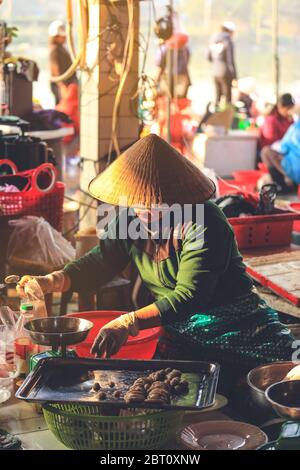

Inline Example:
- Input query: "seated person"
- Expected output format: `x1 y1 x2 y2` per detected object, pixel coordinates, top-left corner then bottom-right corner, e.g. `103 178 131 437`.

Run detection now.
261 118 300 192
259 93 294 151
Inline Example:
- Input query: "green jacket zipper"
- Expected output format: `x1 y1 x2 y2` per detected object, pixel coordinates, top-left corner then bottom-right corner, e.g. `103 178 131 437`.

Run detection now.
155 244 160 283
156 242 168 288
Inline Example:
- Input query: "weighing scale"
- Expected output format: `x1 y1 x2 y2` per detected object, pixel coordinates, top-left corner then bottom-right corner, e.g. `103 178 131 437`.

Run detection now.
24 316 94 358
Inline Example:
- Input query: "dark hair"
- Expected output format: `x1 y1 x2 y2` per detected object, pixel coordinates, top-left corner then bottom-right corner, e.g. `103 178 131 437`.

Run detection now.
278 93 295 108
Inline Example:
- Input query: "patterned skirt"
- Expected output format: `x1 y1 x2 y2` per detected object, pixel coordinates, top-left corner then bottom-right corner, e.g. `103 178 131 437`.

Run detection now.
159 291 295 368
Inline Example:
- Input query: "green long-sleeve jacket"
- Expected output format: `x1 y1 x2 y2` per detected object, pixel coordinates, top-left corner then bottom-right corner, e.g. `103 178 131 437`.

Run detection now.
64 201 253 325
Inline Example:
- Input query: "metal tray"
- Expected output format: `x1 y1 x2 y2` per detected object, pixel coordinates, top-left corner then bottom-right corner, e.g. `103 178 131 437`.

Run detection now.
16 357 220 411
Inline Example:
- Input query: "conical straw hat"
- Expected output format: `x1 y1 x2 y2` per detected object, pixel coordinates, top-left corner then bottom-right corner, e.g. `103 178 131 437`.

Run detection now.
88 134 215 208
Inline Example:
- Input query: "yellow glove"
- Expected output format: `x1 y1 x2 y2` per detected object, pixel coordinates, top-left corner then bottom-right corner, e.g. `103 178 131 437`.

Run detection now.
91 312 139 358
17 271 66 299
286 364 300 381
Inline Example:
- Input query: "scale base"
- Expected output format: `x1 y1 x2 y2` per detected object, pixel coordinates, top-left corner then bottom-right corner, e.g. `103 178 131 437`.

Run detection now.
29 349 77 372
274 420 300 450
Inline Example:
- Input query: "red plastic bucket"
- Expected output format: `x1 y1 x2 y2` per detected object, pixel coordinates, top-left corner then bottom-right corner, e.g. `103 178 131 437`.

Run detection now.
290 203 300 233
67 311 161 359
218 179 256 196
258 163 268 174
232 170 262 187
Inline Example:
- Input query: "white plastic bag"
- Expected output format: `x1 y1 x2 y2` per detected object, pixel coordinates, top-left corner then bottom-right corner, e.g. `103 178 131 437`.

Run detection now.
21 277 50 318
0 322 21 382
8 216 75 273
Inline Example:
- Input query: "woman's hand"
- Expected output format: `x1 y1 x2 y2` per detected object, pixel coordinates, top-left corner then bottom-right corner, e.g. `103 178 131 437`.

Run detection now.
16 271 68 299
17 275 51 299
91 312 139 358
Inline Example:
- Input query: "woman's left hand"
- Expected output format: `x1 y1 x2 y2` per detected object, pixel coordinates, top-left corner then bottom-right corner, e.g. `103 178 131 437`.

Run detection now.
91 312 139 358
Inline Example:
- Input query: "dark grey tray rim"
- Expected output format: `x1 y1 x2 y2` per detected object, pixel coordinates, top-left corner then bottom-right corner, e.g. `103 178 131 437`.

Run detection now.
16 357 220 411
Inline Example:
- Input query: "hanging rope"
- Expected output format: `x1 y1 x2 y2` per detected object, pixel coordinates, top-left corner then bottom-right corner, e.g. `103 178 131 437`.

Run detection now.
108 0 135 162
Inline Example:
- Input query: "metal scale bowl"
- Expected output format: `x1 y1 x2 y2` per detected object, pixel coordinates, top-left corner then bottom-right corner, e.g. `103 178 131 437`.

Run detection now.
264 380 300 449
247 361 297 411
247 362 300 448
266 380 300 421
24 316 94 357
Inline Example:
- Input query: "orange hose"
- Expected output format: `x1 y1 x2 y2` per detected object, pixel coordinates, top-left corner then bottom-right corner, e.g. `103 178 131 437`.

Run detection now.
66 0 73 20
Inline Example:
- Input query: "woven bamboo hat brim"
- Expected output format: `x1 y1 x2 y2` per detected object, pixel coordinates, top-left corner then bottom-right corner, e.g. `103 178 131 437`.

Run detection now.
88 134 216 208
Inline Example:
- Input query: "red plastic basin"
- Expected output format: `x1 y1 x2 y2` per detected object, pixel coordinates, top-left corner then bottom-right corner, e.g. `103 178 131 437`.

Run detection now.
232 170 263 186
258 163 268 174
290 203 300 233
218 179 256 196
67 310 161 359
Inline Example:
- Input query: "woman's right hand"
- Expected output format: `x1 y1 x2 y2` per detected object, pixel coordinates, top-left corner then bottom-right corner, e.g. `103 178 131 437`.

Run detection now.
16 275 50 299
16 271 68 299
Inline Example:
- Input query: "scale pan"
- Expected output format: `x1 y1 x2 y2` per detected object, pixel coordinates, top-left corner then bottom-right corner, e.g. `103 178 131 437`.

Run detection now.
24 316 94 347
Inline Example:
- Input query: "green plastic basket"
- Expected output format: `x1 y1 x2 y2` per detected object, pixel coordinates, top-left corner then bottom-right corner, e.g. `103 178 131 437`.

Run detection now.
43 403 184 450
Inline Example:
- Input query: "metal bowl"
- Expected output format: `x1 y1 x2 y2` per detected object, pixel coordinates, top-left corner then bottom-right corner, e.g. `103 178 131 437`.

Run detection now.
266 380 300 420
247 361 299 410
24 316 94 348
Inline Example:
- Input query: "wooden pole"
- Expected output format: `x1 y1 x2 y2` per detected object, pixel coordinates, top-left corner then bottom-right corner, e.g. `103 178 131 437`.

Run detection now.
79 0 140 227
255 0 263 45
272 0 279 100
166 0 174 144
0 22 5 116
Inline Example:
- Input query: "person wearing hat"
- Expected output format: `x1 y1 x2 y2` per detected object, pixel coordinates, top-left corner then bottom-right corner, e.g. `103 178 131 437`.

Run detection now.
17 134 294 376
48 20 77 105
207 21 237 107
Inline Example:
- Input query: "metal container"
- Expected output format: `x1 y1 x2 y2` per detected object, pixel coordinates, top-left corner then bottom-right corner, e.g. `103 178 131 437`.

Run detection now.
16 357 220 412
266 380 300 420
247 361 299 410
24 317 93 349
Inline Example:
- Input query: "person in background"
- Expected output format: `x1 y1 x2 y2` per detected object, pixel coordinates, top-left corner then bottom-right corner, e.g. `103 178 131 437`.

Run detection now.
258 94 295 191
236 77 258 119
155 32 191 99
259 93 294 151
207 21 237 107
48 20 77 105
55 82 80 157
261 118 300 192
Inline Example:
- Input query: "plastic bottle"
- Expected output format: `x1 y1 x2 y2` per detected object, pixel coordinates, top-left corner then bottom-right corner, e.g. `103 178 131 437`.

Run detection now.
0 285 16 373
0 284 7 307
20 278 47 319
14 304 38 377
20 295 46 319
19 302 35 320
32 298 47 319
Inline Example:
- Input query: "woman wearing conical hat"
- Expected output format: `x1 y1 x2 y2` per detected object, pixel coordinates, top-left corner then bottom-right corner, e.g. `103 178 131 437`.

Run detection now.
18 134 294 377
